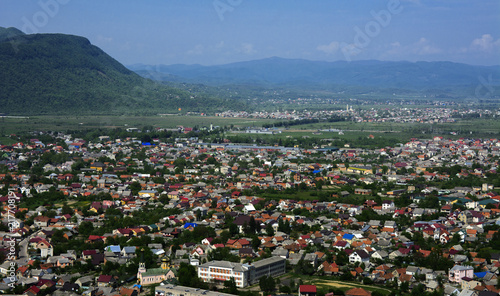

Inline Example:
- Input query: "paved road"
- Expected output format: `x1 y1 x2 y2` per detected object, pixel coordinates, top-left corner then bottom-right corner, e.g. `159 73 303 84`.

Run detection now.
16 237 29 266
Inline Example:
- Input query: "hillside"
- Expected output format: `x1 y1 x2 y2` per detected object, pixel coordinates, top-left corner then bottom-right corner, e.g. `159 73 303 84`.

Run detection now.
0 28 239 115
130 57 500 98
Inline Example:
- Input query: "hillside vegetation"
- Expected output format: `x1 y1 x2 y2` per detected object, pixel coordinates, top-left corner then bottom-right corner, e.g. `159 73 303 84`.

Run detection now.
0 27 242 115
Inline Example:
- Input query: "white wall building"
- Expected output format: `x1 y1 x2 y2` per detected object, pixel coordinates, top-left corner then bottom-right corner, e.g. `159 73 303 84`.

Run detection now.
197 257 286 288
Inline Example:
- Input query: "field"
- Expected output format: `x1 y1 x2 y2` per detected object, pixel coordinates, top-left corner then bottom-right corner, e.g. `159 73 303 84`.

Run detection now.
0 115 276 134
1 114 500 146
313 279 392 295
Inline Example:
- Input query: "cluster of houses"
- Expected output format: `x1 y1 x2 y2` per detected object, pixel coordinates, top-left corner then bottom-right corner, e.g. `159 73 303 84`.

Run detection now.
214 106 498 126
0 131 500 295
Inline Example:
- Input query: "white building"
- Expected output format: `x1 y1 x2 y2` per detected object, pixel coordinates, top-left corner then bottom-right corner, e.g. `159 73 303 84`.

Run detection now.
348 250 370 264
197 257 286 288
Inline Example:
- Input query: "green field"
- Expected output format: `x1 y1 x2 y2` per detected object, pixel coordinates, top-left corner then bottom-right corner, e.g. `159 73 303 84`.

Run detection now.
313 279 392 295
1 115 499 146
0 115 276 135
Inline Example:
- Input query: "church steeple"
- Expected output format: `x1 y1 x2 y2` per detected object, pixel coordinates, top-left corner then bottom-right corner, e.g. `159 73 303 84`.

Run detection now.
161 257 168 270
138 248 146 274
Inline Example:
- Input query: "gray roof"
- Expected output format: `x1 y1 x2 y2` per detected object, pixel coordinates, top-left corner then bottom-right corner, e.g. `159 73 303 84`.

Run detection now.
252 256 286 268
198 260 248 272
122 246 137 253
450 265 473 271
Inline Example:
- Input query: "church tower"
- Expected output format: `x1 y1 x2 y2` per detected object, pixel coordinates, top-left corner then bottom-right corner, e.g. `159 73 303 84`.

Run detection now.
138 248 146 275
161 257 168 270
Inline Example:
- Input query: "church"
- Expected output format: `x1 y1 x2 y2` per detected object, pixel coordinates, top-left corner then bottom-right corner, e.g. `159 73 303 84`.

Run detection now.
137 250 177 285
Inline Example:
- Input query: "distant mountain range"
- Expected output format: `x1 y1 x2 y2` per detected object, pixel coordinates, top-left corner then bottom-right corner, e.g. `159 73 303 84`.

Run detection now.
1 25 498 117
0 27 237 115
129 57 500 97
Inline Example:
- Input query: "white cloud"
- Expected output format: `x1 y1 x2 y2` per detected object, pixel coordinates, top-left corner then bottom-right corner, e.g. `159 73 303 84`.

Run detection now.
413 37 442 55
238 43 256 55
187 44 204 55
470 34 500 53
317 41 340 55
387 37 441 57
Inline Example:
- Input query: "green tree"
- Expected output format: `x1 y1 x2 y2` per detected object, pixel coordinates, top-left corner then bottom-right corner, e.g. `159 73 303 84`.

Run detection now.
252 237 261 251
265 223 275 236
78 221 94 236
400 281 409 292
259 276 275 293
62 204 73 215
223 278 238 294
129 182 142 195
178 262 199 287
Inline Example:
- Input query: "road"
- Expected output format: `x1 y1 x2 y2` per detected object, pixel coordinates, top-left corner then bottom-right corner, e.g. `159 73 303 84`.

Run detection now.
16 237 29 266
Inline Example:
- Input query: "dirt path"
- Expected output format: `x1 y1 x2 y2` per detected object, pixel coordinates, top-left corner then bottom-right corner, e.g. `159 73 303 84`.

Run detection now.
314 280 392 293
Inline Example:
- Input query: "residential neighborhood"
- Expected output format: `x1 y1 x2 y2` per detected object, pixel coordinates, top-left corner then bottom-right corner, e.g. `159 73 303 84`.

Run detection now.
0 129 499 296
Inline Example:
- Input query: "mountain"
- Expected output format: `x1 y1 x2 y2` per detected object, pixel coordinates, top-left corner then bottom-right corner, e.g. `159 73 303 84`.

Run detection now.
0 28 238 115
130 57 500 97
0 27 24 41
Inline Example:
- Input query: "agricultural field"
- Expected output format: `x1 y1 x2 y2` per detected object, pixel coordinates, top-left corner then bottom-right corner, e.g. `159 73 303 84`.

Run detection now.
1 113 500 147
0 115 275 134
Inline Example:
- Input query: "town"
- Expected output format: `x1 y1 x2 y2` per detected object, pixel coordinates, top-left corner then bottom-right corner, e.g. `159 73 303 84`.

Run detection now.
0 122 499 296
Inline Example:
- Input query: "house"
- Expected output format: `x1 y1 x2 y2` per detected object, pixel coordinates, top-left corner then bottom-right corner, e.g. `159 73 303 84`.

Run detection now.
299 285 317 296
342 233 355 243
105 245 121 254
90 162 105 171
121 246 137 257
37 239 53 258
118 287 139 296
333 240 350 250
371 250 389 261
406 266 420 276
97 275 114 287
449 265 474 284
322 261 340 275
382 200 395 210
461 277 481 291
24 286 41 296
349 250 370 264
457 289 477 296
138 190 157 198
75 275 93 289
82 250 98 260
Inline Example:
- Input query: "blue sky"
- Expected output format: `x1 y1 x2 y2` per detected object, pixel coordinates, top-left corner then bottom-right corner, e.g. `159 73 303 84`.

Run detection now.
1 0 499 66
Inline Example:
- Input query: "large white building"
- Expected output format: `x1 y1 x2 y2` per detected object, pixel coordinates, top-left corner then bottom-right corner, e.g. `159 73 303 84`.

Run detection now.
197 257 286 288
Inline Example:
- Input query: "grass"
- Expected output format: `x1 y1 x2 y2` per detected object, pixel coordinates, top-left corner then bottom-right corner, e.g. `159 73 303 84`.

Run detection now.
313 279 393 295
275 273 394 295
1 114 499 146
0 115 276 135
